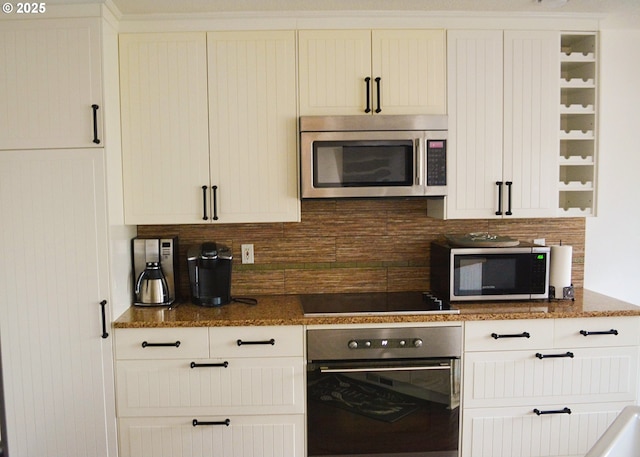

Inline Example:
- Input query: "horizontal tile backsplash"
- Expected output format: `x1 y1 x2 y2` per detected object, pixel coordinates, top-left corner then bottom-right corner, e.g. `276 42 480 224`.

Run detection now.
137 199 585 299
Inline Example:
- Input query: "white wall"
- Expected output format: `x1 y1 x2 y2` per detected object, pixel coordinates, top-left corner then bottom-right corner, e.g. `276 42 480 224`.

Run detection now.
584 29 640 305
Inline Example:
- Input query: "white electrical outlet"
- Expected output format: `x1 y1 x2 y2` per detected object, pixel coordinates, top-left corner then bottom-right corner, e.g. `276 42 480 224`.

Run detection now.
533 238 546 246
241 244 254 264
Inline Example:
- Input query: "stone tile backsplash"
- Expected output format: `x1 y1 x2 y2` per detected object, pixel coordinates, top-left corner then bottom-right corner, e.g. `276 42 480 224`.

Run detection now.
137 199 585 299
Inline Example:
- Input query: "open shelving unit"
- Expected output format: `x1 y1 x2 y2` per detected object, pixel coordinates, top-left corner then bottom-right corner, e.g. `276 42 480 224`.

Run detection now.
559 32 598 216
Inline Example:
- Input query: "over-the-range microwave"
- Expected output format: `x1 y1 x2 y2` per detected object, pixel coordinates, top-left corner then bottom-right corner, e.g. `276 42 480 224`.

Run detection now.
299 115 447 199
430 241 551 301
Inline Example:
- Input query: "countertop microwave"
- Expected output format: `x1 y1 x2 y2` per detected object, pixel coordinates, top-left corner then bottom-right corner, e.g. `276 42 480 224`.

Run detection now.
430 241 551 302
300 115 447 199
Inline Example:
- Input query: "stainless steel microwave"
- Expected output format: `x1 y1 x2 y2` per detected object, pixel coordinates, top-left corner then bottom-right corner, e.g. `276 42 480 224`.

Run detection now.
299 115 447 198
430 241 551 301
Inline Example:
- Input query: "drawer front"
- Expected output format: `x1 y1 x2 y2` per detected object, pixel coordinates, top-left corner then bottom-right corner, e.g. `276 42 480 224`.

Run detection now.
209 325 304 358
464 319 554 352
463 346 638 408
115 327 209 360
119 414 304 457
116 357 304 416
461 402 631 457
554 316 640 348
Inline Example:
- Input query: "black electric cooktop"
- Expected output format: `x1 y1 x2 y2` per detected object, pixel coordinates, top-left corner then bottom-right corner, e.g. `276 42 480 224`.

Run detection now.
300 291 459 317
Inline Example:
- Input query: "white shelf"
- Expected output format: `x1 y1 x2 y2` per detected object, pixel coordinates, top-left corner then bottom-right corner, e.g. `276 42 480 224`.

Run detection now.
558 207 594 217
560 103 594 114
560 130 594 139
560 51 595 62
561 78 595 88
559 180 593 191
560 156 594 165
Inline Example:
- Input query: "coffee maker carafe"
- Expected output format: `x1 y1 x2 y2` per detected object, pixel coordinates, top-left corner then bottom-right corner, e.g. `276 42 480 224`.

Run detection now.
187 242 232 306
132 238 177 306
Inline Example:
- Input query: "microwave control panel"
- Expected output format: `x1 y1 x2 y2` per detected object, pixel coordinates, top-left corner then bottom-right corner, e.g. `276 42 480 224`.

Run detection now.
426 140 447 186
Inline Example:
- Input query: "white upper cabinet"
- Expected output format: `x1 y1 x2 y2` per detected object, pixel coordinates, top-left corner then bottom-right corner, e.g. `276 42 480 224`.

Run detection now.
298 29 446 115
207 31 300 223
120 31 299 224
444 30 559 219
120 33 210 224
0 18 103 150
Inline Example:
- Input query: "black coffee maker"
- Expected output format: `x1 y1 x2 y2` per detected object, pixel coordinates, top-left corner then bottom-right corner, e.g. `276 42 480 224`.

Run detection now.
187 242 232 306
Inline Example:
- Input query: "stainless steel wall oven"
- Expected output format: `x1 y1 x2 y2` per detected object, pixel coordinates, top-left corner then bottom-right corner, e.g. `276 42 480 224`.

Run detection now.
306 326 461 457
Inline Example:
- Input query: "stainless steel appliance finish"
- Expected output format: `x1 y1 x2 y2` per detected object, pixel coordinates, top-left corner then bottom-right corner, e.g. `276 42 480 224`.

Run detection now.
306 326 461 457
300 115 447 199
187 242 232 306
431 241 551 302
132 237 177 306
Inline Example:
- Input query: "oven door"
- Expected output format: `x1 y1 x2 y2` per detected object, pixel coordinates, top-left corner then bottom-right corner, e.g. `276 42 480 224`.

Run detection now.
307 358 460 457
300 130 426 198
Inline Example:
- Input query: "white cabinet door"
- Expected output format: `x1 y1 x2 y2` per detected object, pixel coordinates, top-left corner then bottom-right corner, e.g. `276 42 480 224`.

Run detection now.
0 19 103 150
298 29 446 116
298 29 372 115
119 33 210 224
503 31 560 218
372 29 446 115
116 357 304 417
461 402 629 457
0 149 115 457
208 31 299 223
446 30 559 219
119 415 304 457
446 30 504 219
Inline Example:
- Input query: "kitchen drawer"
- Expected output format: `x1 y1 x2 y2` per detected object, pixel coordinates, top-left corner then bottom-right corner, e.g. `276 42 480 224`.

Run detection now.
554 316 640 348
463 346 638 408
115 328 209 360
464 319 554 352
209 325 304 358
118 414 304 457
461 402 632 457
116 357 304 417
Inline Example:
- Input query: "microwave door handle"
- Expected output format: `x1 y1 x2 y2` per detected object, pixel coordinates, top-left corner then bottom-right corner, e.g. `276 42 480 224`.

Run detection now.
416 138 424 186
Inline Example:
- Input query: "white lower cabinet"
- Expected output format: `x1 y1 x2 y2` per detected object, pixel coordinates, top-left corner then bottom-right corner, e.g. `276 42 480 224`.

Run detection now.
461 317 639 457
114 326 305 457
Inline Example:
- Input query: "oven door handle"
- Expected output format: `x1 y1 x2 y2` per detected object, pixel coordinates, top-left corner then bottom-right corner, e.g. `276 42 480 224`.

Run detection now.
416 137 425 186
320 365 451 374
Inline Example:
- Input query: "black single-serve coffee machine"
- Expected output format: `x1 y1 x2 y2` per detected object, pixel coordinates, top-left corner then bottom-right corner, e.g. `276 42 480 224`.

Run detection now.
187 242 232 306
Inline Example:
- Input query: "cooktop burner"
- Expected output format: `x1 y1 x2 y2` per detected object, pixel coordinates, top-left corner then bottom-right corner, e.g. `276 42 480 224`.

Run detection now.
300 291 459 317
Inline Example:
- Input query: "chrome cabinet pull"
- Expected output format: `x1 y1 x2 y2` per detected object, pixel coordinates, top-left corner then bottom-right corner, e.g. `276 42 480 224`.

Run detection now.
91 104 101 144
364 77 372 113
491 332 530 339
580 329 618 336
237 338 275 346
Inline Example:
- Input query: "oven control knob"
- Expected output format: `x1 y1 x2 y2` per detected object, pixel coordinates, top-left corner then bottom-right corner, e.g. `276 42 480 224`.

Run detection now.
348 340 358 349
399 340 406 347
413 338 423 348
364 340 372 348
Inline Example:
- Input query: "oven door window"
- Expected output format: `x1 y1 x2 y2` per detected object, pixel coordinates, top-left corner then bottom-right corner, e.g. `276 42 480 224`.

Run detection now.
307 359 460 456
453 254 540 296
312 140 414 188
